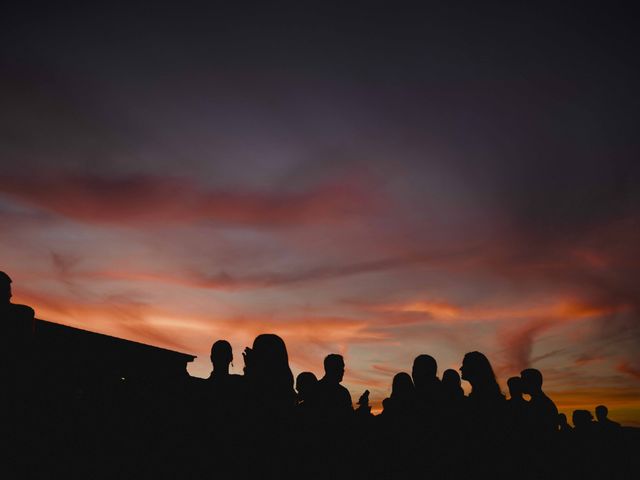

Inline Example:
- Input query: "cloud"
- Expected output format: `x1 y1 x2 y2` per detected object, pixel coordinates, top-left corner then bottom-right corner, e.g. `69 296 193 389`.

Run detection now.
0 173 377 227
32 247 470 292
498 319 556 372
616 361 640 380
186 252 458 289
573 353 606 366
16 287 192 353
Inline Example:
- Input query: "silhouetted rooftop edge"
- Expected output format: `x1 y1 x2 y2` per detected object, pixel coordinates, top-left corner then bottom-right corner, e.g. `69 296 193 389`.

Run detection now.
33 317 196 362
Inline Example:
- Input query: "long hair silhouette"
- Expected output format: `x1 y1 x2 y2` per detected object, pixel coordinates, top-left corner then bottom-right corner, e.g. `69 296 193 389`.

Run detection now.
460 351 502 401
244 333 295 413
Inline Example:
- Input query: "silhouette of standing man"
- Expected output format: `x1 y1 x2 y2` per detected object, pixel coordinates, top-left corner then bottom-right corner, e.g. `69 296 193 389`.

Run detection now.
412 354 443 412
206 339 244 414
520 368 558 436
595 405 621 432
317 354 352 420
208 340 242 385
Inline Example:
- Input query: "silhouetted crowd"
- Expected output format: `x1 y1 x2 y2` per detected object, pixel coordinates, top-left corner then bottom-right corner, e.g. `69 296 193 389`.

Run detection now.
1 271 637 479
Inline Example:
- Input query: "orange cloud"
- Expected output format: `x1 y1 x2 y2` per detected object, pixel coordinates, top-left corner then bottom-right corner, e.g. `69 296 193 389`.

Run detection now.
14 286 389 374
616 361 640 380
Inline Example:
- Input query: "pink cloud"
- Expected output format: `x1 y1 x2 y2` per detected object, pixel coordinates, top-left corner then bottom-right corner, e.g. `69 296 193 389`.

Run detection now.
0 173 377 227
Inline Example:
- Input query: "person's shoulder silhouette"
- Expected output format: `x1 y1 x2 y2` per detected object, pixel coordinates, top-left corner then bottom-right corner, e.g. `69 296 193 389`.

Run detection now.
558 413 573 432
317 353 353 419
208 340 242 382
0 271 35 349
207 339 244 397
0 271 37 410
506 376 528 430
381 372 416 419
442 368 464 402
520 368 558 435
243 333 295 415
460 351 504 404
1 271 35 320
412 354 443 407
295 371 318 408
595 405 621 432
572 409 597 433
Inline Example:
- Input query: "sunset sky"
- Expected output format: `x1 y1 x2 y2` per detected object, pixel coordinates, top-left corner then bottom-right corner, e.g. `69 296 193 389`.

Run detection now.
1 3 639 423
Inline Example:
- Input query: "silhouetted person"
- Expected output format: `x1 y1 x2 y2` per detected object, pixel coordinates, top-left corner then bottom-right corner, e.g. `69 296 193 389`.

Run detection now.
316 354 353 420
521 368 558 435
355 389 372 416
595 405 621 431
440 368 465 437
573 409 596 432
206 340 244 410
460 351 504 404
0 271 36 395
381 372 417 419
412 354 443 411
507 376 525 402
506 376 528 432
208 340 240 382
460 351 506 444
240 334 296 476
293 371 320 445
558 413 573 432
442 368 465 402
243 333 295 415
295 371 318 408
0 270 35 335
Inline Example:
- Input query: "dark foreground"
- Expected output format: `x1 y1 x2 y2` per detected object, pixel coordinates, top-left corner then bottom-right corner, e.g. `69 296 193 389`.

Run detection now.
2 381 638 480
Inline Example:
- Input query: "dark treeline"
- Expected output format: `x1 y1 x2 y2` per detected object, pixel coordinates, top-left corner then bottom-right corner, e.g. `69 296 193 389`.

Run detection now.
1 271 638 479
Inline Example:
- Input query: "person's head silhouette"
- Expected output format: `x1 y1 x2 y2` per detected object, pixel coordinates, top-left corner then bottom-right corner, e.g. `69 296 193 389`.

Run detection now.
210 340 233 375
248 333 291 376
572 409 594 430
1 271 11 305
244 333 294 409
507 376 524 400
391 372 415 400
412 354 437 387
442 368 464 398
460 351 492 384
595 405 609 422
558 413 570 428
460 351 501 398
520 368 543 395
323 354 345 384
295 371 318 403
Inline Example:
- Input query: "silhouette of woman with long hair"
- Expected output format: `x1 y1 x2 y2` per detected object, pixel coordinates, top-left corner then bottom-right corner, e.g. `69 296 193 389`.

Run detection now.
382 372 417 419
241 334 296 476
243 333 295 416
459 351 506 433
459 352 507 477
460 351 503 403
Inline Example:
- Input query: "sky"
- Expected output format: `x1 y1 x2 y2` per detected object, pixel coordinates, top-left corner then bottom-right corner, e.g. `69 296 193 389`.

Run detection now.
1 3 639 423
